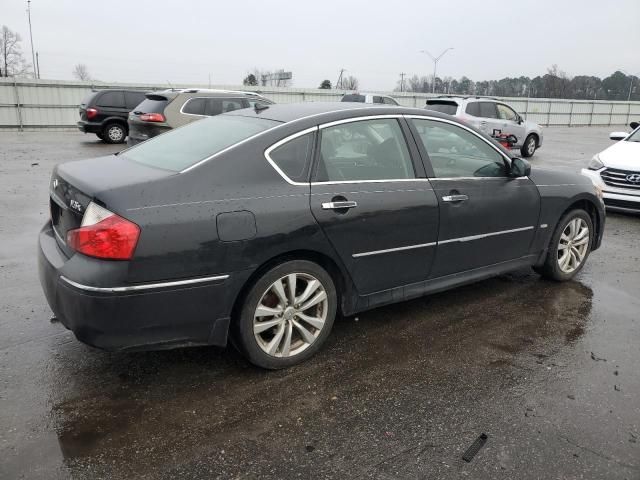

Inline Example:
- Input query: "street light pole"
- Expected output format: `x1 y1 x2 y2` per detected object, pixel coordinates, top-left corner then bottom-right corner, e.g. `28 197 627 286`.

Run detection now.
420 48 454 94
620 69 639 101
26 0 37 79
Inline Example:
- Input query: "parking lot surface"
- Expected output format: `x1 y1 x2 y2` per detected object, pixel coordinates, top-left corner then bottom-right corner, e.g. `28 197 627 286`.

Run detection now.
1 127 638 479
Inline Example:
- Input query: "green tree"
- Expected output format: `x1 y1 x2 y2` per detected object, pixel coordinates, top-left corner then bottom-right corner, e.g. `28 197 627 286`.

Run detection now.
243 73 258 86
319 79 331 89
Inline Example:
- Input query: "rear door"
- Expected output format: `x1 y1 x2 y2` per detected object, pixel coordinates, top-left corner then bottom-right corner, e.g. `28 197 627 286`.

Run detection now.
496 103 526 147
310 116 439 295
408 117 540 278
95 90 127 119
477 101 501 136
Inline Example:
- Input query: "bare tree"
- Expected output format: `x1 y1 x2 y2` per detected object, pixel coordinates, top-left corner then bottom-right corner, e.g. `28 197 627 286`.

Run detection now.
0 26 32 77
72 63 91 81
341 75 359 90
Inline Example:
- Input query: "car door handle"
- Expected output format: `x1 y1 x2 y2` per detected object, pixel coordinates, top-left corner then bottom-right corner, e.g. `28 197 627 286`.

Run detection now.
322 201 358 210
442 194 469 202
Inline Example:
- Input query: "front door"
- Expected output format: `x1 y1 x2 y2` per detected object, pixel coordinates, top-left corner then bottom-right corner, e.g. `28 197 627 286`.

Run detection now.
496 103 527 148
310 117 439 295
409 117 541 278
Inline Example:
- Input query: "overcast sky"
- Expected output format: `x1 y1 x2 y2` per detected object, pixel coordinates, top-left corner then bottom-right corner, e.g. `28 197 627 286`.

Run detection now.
3 0 639 90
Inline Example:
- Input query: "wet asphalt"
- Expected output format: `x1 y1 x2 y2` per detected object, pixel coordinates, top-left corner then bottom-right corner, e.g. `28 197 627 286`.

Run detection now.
0 127 638 479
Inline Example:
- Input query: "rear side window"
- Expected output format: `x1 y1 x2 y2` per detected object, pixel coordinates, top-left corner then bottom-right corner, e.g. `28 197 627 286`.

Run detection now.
182 98 207 115
479 102 498 119
465 102 480 116
268 132 314 183
135 98 169 114
341 94 366 103
125 91 147 110
80 92 98 106
123 115 280 171
96 91 125 108
383 97 398 105
372 96 384 104
425 101 458 115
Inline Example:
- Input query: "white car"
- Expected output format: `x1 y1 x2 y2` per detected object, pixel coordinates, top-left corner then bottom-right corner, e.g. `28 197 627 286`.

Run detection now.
341 92 400 105
582 121 640 213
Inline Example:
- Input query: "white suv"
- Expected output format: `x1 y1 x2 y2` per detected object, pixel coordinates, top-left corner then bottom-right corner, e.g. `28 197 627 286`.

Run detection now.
341 92 400 106
425 97 543 157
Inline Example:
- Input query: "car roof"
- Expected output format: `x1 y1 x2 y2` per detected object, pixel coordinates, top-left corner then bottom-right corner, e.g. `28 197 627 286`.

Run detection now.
427 96 502 103
149 88 266 99
225 101 453 124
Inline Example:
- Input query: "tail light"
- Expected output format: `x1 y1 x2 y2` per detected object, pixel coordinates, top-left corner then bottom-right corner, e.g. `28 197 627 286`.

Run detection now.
86 108 98 120
66 202 140 260
139 113 165 122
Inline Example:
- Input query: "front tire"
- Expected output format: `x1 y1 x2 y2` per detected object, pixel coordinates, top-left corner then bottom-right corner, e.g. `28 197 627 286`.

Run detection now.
102 122 127 144
234 260 337 369
534 209 593 281
521 134 537 157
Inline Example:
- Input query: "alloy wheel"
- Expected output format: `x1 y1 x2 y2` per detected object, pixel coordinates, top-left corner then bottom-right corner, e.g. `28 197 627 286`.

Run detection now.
253 273 328 358
108 125 124 142
526 137 536 156
557 218 590 273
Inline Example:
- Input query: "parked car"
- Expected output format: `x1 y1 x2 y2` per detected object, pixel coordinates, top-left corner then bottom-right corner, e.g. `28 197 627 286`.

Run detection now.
127 89 274 146
425 96 543 157
78 89 148 144
341 92 400 105
39 102 604 369
581 121 640 213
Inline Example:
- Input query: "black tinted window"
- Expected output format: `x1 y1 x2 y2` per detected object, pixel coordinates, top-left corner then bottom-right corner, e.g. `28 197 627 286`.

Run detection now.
80 92 98 106
426 101 458 115
317 119 415 181
182 98 207 115
96 91 125 108
125 91 147 109
372 96 384 104
479 102 497 118
269 132 314 182
135 98 168 114
383 97 398 105
465 102 480 116
341 94 366 103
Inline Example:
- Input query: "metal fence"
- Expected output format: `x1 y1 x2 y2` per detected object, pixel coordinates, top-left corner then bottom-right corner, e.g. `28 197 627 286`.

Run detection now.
1 77 639 130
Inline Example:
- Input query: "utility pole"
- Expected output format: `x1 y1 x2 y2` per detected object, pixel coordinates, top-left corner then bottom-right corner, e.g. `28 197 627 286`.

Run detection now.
399 72 406 93
336 68 345 90
420 48 454 94
35 51 40 78
27 0 37 79
620 69 639 101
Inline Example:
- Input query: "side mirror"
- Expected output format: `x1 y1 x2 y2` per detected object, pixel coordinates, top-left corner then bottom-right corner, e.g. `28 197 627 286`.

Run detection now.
630 121 639 130
517 115 524 124
510 157 531 177
609 132 628 141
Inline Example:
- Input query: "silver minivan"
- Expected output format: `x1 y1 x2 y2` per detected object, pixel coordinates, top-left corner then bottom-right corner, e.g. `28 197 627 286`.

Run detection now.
425 97 543 157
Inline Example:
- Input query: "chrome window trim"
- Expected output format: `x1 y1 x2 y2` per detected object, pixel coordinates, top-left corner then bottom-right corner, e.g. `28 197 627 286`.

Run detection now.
351 226 535 258
311 178 432 186
60 274 229 293
264 126 317 186
318 114 403 129
352 242 436 258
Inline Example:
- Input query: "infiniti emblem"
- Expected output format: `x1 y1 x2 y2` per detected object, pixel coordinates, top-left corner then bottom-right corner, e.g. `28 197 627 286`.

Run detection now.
626 173 640 184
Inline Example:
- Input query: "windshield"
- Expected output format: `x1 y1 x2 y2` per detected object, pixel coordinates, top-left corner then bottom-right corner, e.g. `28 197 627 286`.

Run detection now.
626 127 640 142
122 115 280 171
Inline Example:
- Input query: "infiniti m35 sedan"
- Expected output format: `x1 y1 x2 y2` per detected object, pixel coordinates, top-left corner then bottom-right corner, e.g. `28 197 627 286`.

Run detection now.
39 102 605 368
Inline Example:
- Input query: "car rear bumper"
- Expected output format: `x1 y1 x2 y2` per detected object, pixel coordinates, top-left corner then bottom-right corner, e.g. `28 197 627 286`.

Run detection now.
38 222 236 351
77 120 102 134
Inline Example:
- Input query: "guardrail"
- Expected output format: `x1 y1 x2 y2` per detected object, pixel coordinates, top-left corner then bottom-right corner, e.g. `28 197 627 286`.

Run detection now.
1 78 639 130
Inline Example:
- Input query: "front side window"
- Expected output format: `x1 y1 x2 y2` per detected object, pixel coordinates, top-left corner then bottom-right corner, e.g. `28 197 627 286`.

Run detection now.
316 119 415 182
372 96 384 104
123 115 280 171
268 132 314 182
411 119 507 178
497 104 518 121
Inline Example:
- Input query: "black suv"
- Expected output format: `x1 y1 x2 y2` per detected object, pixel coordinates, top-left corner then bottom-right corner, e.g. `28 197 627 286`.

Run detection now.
78 89 148 143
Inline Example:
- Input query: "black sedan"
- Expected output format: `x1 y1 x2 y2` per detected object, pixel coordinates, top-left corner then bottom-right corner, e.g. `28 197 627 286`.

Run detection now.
39 102 605 369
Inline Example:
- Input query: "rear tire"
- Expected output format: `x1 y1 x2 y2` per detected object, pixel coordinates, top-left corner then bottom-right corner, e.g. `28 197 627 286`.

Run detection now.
233 260 337 369
521 134 537 157
534 209 593 281
102 123 127 144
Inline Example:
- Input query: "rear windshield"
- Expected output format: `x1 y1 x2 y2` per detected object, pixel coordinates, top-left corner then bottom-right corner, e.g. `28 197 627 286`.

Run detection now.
341 94 366 103
135 98 169 114
425 101 459 115
122 115 280 171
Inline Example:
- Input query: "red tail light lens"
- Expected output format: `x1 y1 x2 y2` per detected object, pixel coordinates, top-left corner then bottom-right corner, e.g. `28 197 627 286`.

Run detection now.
139 113 165 122
86 108 98 120
66 202 140 260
